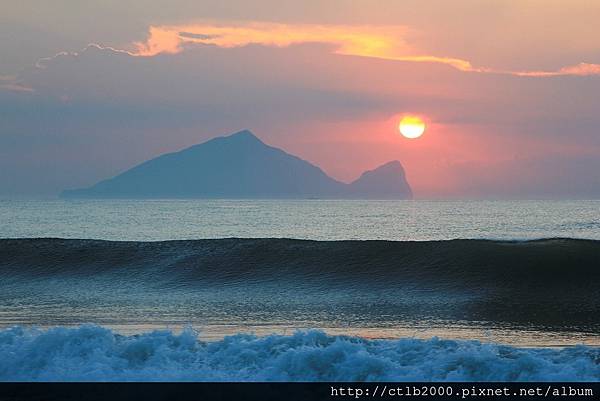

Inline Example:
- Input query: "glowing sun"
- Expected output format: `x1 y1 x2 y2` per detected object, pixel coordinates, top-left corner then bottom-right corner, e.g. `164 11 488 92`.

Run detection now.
399 116 425 139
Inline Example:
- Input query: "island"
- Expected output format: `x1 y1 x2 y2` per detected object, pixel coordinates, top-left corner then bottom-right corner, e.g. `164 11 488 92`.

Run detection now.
61 130 413 199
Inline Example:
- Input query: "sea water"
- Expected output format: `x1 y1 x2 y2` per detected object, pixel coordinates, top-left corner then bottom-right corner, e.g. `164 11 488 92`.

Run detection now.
2 199 600 241
1 199 599 381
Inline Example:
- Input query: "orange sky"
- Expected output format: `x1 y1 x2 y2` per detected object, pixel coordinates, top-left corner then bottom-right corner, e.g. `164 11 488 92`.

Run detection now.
1 1 600 197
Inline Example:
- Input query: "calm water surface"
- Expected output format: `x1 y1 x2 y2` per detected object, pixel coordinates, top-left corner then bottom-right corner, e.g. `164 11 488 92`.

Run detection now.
2 199 599 241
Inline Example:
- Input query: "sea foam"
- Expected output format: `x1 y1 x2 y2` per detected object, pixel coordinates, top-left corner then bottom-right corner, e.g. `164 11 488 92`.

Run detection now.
0 325 598 381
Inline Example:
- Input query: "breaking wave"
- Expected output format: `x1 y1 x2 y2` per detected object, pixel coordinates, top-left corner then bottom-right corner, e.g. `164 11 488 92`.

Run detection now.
0 325 598 382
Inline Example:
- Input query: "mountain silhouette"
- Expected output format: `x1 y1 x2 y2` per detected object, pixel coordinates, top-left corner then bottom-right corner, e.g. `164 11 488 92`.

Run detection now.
61 130 412 199
347 161 413 199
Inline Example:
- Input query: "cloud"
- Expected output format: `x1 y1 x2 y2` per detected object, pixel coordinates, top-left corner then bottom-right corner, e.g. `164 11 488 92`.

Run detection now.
1 44 136 93
514 63 600 77
5 20 598 93
34 44 138 69
0 75 33 93
130 22 600 78
131 23 475 72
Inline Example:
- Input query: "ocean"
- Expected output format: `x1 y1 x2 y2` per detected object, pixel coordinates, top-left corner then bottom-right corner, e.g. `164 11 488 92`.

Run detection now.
1 199 599 381
3 199 600 241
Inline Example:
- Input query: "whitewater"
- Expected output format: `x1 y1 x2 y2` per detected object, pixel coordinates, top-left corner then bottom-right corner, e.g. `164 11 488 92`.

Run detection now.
1 325 599 381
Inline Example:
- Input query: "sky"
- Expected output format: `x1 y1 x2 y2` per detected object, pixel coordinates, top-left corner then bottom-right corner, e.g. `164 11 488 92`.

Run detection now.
1 0 600 198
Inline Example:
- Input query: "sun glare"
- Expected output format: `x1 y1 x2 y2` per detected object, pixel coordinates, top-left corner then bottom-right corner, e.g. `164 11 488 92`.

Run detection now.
399 116 425 139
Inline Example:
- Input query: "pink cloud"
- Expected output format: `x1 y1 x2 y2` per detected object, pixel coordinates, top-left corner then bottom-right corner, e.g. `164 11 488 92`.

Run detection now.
129 22 600 78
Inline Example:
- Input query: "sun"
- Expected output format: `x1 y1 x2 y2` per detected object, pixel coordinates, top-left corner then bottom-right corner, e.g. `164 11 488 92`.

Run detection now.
399 116 425 139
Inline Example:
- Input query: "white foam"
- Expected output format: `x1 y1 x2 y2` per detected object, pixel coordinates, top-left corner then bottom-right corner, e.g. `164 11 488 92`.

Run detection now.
0 325 598 381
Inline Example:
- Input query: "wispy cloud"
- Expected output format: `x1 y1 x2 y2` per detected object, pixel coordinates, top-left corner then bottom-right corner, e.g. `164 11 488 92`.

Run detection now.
513 63 600 77
1 44 137 93
34 44 137 69
0 75 34 93
131 22 600 78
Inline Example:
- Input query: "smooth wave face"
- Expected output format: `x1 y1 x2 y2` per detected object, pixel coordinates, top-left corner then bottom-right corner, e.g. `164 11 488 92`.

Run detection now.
0 325 598 381
1 238 600 332
1 238 599 333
